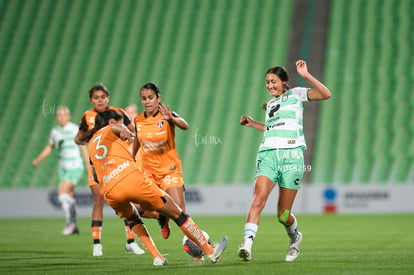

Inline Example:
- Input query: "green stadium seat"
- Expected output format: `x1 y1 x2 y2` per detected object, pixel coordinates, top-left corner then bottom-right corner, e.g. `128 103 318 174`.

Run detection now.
0 0 295 188
312 0 413 185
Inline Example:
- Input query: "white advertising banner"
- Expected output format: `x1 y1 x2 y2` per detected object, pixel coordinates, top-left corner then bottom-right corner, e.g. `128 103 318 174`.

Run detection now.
0 183 413 218
297 183 414 214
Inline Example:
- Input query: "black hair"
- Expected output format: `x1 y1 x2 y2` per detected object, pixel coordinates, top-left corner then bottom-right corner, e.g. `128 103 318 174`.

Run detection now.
266 66 290 84
78 109 123 143
262 66 291 110
88 84 109 99
139 83 161 98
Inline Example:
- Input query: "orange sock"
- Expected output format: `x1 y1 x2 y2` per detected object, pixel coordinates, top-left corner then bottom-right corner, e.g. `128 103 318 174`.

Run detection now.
91 220 102 243
123 219 136 241
131 223 163 259
179 217 214 255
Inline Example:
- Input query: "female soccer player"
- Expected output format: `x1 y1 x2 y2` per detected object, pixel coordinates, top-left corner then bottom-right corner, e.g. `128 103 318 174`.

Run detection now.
74 84 144 256
238 60 331 262
78 109 228 265
33 106 85 235
132 83 189 240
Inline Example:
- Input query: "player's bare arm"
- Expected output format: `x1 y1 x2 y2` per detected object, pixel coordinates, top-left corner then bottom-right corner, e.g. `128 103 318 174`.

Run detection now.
32 144 54 167
131 137 140 160
111 124 136 144
240 115 265 132
159 103 189 130
79 144 90 168
296 60 331 101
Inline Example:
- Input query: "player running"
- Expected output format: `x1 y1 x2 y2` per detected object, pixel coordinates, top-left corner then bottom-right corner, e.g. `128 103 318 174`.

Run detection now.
238 60 331 262
33 106 84 235
132 83 189 240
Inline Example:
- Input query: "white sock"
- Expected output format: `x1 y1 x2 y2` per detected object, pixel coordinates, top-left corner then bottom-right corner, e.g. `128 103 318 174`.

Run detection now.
243 223 258 249
58 194 75 225
285 214 298 241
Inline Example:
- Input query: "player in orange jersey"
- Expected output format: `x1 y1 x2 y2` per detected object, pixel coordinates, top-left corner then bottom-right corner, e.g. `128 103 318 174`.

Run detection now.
132 83 189 241
74 84 144 256
77 109 228 266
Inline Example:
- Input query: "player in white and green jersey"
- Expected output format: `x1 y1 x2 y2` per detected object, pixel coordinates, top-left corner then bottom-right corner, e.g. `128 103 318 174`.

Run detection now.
33 106 86 235
260 87 308 151
256 87 309 191
50 120 84 174
238 60 331 263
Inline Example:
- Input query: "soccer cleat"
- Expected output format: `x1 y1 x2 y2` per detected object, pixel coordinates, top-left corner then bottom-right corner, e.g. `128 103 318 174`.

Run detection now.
285 232 302 262
152 256 168 266
193 256 205 261
62 223 79 236
237 245 252 262
125 242 145 255
93 243 103 257
158 215 170 239
208 236 229 263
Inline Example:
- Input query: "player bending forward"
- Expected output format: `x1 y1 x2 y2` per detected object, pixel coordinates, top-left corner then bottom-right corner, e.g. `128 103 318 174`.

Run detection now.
78 109 228 265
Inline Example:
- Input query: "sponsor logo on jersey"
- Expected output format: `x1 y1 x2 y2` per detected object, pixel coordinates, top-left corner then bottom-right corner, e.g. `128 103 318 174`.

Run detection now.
102 161 131 185
157 120 164 129
142 140 167 151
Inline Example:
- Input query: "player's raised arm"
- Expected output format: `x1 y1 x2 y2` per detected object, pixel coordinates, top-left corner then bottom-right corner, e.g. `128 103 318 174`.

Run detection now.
159 103 189 130
296 60 331 101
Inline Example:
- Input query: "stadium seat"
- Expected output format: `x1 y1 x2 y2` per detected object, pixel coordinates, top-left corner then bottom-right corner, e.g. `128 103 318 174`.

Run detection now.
0 0 295 188
312 0 413 185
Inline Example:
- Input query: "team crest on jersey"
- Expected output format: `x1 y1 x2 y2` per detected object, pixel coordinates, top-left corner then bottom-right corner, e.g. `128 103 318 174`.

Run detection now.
157 120 165 129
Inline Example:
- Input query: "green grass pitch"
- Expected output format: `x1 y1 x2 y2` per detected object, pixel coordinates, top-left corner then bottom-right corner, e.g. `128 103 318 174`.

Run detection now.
0 214 413 274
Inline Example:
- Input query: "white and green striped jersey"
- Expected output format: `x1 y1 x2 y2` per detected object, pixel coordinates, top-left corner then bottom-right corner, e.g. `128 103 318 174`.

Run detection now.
49 122 83 170
259 87 309 151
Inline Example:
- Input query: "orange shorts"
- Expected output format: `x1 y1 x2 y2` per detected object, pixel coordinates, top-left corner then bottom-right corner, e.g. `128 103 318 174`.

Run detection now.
102 171 167 219
144 170 184 191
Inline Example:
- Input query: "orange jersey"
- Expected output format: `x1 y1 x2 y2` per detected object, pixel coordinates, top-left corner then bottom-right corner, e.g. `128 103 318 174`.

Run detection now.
79 106 131 186
88 125 138 195
79 106 131 131
135 111 182 175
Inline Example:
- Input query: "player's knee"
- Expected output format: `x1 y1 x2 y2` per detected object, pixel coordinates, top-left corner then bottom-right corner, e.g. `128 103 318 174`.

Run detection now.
251 197 267 211
278 209 290 226
126 218 143 229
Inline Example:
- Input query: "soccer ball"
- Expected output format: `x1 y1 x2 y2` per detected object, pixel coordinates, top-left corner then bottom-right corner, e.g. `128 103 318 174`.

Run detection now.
182 230 211 258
